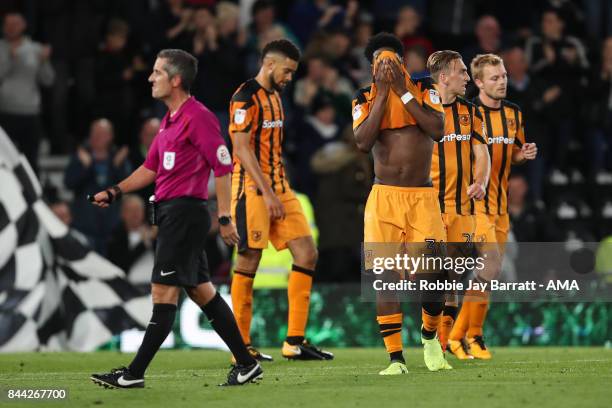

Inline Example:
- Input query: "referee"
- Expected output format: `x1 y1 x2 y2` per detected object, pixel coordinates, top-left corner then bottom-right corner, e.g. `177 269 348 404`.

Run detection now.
89 49 262 388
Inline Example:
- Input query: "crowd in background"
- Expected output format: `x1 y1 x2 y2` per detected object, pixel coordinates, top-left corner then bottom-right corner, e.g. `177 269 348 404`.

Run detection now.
2 0 612 282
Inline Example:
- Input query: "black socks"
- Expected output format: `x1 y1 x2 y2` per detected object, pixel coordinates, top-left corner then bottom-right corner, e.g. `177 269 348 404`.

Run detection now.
129 303 177 378
201 292 256 366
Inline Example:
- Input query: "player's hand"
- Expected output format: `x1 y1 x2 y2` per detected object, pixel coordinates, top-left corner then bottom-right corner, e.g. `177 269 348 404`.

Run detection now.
263 192 285 221
467 182 486 200
374 59 390 98
219 223 240 246
89 191 113 208
388 59 408 97
521 142 538 160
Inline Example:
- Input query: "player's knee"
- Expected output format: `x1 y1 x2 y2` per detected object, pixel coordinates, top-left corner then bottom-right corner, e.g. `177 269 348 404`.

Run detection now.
151 284 180 305
307 247 318 267
295 246 318 269
236 249 262 273
185 283 216 306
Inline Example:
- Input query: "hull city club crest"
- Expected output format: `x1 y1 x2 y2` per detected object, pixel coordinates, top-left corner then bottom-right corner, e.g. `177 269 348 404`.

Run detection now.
507 118 516 131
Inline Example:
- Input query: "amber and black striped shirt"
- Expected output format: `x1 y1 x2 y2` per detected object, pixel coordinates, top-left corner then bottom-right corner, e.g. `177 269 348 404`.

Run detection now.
229 79 288 197
431 96 487 215
473 97 526 215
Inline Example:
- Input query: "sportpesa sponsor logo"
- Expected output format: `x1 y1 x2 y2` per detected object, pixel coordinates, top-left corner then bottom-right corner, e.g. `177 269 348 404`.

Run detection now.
488 136 515 144
262 120 283 129
442 133 471 142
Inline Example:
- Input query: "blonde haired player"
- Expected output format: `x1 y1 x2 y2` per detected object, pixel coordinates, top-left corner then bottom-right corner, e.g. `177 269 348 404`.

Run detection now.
448 53 537 359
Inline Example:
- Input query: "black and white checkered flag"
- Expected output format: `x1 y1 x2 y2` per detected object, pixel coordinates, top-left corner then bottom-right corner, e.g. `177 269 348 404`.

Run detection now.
0 127 151 352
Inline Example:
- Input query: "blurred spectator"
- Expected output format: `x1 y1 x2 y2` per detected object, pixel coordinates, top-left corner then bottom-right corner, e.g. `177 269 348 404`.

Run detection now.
50 201 73 227
584 37 612 184
288 0 358 47
394 6 433 57
129 118 160 166
50 200 91 246
129 118 160 201
503 46 555 201
428 0 479 50
191 3 247 142
151 0 195 51
190 7 216 57
294 55 327 108
584 0 612 40
526 9 589 74
0 12 54 174
508 174 554 242
95 18 144 146
107 194 156 275
294 55 354 122
349 19 373 87
320 29 359 87
64 119 132 255
248 0 276 42
244 0 297 76
525 8 589 183
310 128 372 282
405 45 428 78
38 1 107 149
372 0 427 29
462 15 502 70
487 1 538 40
543 0 586 38
291 92 342 198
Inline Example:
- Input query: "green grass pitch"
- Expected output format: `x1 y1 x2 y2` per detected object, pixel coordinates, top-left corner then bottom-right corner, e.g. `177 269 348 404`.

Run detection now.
1 348 611 408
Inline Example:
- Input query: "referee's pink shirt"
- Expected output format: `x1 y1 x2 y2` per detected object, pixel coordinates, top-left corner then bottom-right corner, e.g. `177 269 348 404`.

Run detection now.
143 97 232 202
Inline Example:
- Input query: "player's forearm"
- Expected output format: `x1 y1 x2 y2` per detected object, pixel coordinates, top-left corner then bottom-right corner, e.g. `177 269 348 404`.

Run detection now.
404 102 444 141
473 144 491 186
215 173 232 217
117 165 156 193
234 145 275 196
354 97 386 152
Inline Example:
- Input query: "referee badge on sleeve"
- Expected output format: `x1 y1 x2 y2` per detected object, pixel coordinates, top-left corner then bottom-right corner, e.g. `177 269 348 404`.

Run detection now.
234 109 247 125
163 151 175 170
216 145 232 165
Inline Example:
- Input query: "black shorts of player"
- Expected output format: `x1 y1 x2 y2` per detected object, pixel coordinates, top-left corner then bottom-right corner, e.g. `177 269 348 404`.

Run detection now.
152 197 210 287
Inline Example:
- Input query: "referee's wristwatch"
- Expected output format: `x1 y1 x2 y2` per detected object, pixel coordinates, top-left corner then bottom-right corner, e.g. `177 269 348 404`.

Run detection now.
218 215 232 226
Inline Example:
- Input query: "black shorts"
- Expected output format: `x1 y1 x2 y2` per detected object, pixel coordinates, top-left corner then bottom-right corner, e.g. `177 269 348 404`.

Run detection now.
152 197 211 287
